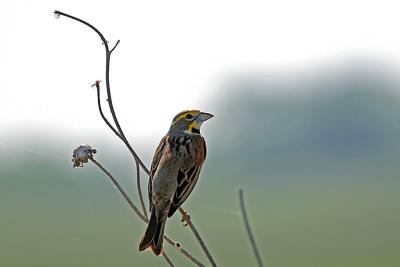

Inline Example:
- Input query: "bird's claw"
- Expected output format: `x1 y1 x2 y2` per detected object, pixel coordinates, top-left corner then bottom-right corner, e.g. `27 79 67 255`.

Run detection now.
180 211 191 226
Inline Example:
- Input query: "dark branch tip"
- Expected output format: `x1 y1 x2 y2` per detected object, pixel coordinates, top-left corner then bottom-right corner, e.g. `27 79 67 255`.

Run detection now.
110 40 121 53
55 11 211 266
54 11 61 19
91 80 102 88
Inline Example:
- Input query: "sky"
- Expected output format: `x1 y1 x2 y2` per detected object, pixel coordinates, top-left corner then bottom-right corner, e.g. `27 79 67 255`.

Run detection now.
2 0 400 140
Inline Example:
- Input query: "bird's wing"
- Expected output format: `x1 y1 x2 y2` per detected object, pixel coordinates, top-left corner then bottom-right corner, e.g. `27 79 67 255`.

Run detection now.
168 136 206 217
148 135 168 211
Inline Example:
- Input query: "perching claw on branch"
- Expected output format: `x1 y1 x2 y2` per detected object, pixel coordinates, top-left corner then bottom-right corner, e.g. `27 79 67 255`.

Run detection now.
56 10 216 267
56 9 266 267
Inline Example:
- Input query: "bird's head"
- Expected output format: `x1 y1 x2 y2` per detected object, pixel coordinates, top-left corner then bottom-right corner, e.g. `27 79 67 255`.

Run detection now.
169 110 213 135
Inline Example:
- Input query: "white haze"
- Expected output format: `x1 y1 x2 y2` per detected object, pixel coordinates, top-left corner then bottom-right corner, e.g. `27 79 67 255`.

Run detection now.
2 0 400 141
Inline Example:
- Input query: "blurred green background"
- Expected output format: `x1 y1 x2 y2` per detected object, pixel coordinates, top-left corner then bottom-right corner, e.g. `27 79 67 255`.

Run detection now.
1 62 400 266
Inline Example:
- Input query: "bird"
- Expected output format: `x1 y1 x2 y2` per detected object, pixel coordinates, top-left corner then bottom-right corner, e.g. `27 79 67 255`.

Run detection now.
139 109 213 256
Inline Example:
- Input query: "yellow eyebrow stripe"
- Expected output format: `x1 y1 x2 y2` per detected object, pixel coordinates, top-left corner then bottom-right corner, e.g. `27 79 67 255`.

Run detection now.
174 110 200 121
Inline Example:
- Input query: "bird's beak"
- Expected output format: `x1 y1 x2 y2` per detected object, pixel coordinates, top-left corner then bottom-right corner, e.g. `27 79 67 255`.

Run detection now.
197 112 214 122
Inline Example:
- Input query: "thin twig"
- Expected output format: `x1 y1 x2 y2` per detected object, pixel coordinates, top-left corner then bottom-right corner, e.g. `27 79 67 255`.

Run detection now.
94 80 121 139
238 189 265 267
55 10 216 266
90 157 146 221
110 40 120 53
163 235 205 266
94 80 148 219
162 252 175 267
136 161 148 218
89 157 205 267
179 209 217 267
54 10 149 210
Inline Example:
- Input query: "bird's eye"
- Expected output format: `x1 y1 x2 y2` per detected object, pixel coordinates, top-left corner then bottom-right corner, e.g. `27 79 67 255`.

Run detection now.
185 114 194 120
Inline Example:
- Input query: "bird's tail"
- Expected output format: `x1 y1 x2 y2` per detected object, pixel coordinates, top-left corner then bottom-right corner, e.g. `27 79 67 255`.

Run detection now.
138 208 167 256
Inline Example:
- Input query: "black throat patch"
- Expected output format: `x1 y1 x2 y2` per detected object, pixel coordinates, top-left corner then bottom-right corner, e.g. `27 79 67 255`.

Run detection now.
191 128 200 134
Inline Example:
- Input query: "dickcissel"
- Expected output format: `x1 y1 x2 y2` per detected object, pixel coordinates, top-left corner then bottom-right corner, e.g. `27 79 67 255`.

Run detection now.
139 110 213 256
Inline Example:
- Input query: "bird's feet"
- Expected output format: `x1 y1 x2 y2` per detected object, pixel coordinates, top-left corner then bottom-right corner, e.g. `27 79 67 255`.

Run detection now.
180 210 191 226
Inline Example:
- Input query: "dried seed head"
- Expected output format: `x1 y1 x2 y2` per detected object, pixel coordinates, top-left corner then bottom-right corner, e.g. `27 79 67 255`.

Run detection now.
72 145 97 168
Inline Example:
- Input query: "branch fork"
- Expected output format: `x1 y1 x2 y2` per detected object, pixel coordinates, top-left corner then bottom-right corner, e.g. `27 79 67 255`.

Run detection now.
55 10 216 267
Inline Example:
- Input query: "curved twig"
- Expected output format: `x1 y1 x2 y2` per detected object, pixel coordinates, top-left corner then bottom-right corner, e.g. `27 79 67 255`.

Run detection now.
110 40 120 54
163 253 175 267
89 157 204 267
94 80 148 219
55 10 216 266
162 253 175 267
136 160 147 218
238 189 265 267
94 80 121 139
179 209 217 267
54 10 149 205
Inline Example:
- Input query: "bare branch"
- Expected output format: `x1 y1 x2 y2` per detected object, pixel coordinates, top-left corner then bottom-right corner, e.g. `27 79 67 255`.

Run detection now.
179 209 217 267
55 10 216 266
110 40 120 53
89 157 205 267
55 10 150 219
136 161 148 218
163 235 205 267
94 80 148 219
89 157 146 221
54 10 149 173
162 252 175 267
238 189 265 267
94 80 121 139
